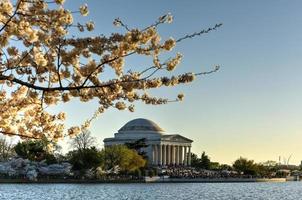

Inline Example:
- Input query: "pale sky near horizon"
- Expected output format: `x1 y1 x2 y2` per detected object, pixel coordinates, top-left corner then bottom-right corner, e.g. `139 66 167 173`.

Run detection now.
49 0 302 165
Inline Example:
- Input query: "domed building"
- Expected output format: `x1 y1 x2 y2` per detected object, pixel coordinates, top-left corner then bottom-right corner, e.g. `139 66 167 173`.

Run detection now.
103 118 193 166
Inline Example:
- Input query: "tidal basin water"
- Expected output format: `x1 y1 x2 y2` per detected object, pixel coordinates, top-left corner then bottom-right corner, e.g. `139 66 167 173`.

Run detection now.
1 182 302 200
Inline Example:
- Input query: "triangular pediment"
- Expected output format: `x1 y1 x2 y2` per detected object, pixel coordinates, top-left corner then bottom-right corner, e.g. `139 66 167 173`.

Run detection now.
161 134 193 143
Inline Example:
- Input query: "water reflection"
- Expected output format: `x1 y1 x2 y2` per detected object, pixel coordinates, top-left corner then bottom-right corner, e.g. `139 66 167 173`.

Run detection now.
0 182 301 200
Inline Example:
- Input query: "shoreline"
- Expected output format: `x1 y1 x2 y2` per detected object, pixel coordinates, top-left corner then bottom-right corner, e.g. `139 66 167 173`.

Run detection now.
158 178 287 183
0 177 287 184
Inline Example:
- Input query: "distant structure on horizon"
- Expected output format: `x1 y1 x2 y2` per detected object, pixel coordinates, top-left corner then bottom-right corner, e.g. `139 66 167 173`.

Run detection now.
103 118 193 166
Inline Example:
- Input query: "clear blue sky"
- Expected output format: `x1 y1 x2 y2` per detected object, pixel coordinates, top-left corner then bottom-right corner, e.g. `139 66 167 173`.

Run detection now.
54 0 302 165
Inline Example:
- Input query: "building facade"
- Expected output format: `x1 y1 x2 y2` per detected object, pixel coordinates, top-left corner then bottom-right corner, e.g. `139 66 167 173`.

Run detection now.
103 118 193 166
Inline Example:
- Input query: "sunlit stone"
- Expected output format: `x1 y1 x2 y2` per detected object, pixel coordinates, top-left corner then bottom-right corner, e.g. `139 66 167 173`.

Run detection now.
104 118 193 166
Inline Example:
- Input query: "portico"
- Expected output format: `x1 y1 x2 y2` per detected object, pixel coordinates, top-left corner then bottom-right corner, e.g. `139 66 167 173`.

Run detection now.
104 118 193 166
151 144 192 166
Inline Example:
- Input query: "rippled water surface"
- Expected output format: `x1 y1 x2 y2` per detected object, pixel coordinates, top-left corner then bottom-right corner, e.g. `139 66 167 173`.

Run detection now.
1 182 302 200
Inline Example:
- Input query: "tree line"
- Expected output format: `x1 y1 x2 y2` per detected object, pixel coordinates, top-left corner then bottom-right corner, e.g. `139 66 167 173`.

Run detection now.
0 130 146 178
1 132 298 179
191 152 299 177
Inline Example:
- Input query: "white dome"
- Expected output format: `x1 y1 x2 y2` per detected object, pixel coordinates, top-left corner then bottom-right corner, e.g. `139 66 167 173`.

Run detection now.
118 118 164 133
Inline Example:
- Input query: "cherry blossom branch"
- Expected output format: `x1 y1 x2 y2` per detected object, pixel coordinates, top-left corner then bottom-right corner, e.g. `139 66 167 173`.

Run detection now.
0 0 22 33
0 65 219 92
0 131 41 139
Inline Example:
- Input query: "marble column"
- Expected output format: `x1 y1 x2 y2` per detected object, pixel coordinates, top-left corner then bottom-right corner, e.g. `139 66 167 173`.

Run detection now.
175 146 179 165
154 145 158 165
171 145 175 165
154 144 158 165
158 144 162 165
184 146 187 166
162 145 166 166
167 145 171 165
179 146 183 165
152 145 155 165
188 146 191 166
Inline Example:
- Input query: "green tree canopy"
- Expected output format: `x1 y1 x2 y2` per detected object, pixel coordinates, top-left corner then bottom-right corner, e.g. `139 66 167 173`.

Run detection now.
14 139 56 164
125 138 148 159
100 145 146 172
200 151 211 169
191 153 200 168
233 157 258 175
190 151 211 170
67 146 102 172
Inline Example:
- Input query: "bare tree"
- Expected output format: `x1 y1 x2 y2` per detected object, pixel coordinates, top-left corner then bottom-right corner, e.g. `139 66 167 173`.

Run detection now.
0 137 15 161
70 129 96 151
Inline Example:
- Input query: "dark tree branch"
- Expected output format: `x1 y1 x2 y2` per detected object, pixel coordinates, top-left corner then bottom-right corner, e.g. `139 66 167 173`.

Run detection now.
0 131 40 140
176 23 223 43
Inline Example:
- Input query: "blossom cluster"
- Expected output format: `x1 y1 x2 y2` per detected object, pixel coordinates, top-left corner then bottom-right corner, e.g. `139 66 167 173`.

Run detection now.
0 0 219 141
